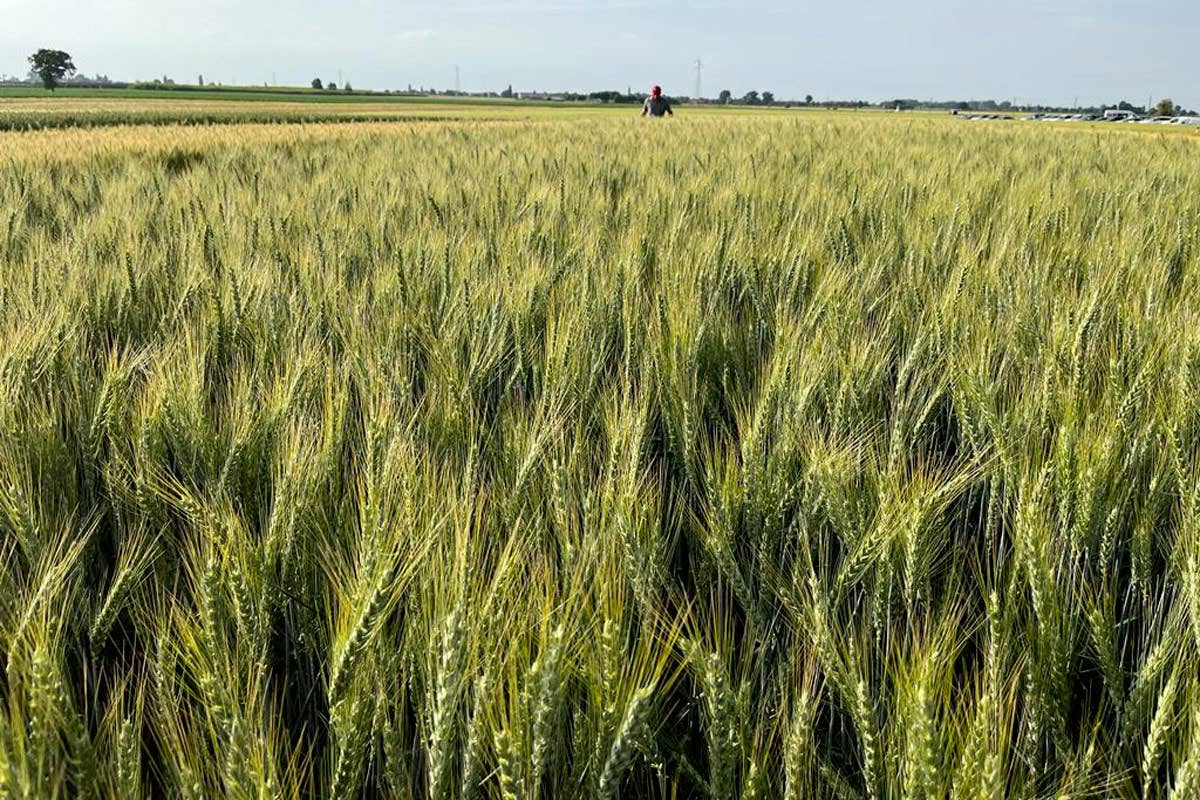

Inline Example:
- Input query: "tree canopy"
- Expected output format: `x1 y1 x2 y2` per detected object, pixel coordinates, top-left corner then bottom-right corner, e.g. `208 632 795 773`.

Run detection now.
28 49 76 90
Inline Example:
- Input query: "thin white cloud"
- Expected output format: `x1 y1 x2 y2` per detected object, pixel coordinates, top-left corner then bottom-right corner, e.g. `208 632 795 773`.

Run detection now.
395 29 434 41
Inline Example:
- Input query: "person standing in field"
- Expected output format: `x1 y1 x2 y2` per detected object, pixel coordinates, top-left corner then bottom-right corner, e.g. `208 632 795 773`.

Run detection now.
642 85 673 118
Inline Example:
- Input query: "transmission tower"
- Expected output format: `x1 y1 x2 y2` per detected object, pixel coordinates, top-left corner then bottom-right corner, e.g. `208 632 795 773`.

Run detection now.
694 58 703 100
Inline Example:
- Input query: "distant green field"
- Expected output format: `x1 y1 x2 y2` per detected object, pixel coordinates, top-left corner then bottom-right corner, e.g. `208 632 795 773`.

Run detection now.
4 90 1198 138
0 91 833 132
0 84 859 110
0 85 604 107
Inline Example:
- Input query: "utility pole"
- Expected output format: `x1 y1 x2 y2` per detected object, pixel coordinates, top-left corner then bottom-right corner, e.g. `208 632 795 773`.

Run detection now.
694 57 703 100
455 65 460 93
338 67 343 87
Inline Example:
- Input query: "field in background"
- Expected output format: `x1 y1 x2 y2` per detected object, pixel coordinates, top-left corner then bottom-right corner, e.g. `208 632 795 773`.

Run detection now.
3 110 1200 798
0 86 511 102
0 92 941 131
0 96 620 131
7 92 1200 135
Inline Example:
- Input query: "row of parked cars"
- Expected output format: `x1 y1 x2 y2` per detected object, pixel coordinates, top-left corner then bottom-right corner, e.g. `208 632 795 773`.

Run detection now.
1023 113 1200 126
960 114 1016 121
955 110 1200 126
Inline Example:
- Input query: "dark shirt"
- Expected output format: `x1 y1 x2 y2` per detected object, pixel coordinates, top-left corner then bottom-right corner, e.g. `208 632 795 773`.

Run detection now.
642 96 673 117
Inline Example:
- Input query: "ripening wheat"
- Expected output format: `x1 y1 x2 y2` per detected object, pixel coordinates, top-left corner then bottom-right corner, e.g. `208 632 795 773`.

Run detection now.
1 110 1200 798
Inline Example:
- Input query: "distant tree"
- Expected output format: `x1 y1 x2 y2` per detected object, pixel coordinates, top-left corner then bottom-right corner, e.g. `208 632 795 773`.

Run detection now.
28 49 76 90
742 90 760 105
761 91 775 106
1156 98 1175 116
805 94 814 105
327 82 337 90
198 74 204 86
718 89 732 104
311 78 323 89
343 82 352 91
501 84 514 98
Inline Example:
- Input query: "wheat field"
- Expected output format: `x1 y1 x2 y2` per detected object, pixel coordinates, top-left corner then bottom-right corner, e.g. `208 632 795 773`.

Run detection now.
2 111 1200 798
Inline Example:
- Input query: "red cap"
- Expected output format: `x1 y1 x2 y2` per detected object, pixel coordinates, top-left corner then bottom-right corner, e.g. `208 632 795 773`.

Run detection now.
652 85 662 98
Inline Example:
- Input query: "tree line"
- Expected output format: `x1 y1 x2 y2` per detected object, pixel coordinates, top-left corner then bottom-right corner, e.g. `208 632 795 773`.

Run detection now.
20 48 1195 116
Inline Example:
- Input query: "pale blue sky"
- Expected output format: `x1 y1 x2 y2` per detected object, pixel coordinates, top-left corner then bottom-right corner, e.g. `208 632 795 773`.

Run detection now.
2 0 1197 107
